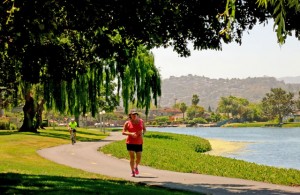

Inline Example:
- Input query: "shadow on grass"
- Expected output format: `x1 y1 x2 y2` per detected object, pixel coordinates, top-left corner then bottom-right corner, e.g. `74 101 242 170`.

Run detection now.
0 129 106 142
38 131 104 142
0 173 195 195
0 131 18 136
39 129 107 142
2 173 297 195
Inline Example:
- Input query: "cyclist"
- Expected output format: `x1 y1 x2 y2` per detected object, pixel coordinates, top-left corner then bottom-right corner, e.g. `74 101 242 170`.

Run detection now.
68 118 78 143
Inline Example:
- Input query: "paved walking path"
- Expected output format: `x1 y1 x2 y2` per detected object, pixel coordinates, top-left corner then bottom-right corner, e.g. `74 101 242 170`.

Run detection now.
38 132 300 194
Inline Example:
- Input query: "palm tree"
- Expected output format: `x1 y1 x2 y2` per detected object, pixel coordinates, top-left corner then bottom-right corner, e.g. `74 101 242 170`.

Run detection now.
179 102 187 119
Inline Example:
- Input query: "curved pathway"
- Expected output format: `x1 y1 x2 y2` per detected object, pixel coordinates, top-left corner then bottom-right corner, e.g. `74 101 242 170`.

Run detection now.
38 132 300 195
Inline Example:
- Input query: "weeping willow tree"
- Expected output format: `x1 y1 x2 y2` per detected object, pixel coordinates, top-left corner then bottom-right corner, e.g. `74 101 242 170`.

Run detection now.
17 46 160 132
1 0 162 132
44 46 160 116
122 46 161 115
2 0 300 132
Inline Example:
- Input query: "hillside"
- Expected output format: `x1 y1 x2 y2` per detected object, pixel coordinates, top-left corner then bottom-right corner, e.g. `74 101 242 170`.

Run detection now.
159 75 300 110
278 76 300 84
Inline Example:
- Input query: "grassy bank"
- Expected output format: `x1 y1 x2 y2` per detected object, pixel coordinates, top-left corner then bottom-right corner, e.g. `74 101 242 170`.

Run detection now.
0 128 197 195
101 131 300 187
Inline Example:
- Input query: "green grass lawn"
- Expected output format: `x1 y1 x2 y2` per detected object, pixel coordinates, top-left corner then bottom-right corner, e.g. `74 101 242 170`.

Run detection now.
0 128 197 195
101 131 300 187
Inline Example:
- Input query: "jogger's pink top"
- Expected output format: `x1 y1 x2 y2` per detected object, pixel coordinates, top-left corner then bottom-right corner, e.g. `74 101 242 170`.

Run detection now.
124 119 144 144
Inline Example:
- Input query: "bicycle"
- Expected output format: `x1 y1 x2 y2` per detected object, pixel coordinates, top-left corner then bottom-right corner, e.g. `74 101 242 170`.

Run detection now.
70 129 76 145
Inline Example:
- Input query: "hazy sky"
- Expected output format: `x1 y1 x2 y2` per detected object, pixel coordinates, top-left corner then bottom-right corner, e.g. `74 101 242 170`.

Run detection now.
151 22 300 80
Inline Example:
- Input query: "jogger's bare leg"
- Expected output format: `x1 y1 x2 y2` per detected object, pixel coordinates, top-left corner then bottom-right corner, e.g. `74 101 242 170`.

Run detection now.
135 152 142 168
128 151 135 172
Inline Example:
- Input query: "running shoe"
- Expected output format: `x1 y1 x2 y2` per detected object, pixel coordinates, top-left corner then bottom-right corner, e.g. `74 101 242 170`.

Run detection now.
134 167 139 175
131 171 135 177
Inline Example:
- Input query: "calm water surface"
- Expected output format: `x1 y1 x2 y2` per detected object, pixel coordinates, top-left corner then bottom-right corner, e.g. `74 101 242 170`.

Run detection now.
148 127 300 170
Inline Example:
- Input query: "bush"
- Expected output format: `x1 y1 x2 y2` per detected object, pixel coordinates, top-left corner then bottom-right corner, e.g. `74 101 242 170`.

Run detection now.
0 119 10 130
150 121 158 126
9 123 17 130
193 117 207 124
154 116 169 123
42 119 49 127
194 141 212 153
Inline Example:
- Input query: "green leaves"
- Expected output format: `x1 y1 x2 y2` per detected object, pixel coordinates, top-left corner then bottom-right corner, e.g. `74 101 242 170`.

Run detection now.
4 0 20 25
2 0 300 119
217 0 236 43
218 96 250 119
257 0 300 44
261 88 295 123
121 46 161 115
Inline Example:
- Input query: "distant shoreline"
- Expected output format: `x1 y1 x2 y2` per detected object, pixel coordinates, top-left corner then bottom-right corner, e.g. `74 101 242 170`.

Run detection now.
205 138 249 156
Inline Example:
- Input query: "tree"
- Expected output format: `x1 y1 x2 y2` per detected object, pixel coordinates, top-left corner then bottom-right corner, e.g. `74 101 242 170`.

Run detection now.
221 0 300 44
255 0 300 44
0 86 15 117
4 1 300 48
261 88 295 123
246 103 267 122
179 102 187 119
296 91 300 110
2 1 300 132
208 106 212 113
187 94 205 119
217 96 234 118
187 105 205 120
23 47 160 132
1 1 164 132
173 102 180 109
191 94 200 106
217 96 250 119
210 112 222 123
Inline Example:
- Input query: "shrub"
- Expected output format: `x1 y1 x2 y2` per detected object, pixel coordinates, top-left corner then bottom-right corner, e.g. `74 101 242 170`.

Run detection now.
151 121 158 126
193 117 207 124
9 123 17 130
0 120 10 130
193 141 212 153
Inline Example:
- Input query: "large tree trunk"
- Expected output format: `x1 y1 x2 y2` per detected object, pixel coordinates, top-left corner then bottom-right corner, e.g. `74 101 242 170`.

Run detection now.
0 109 4 117
75 115 80 127
19 92 38 133
35 99 45 129
278 114 283 124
